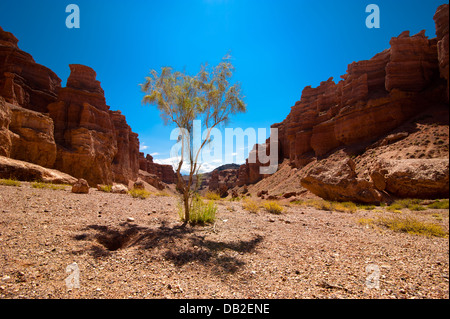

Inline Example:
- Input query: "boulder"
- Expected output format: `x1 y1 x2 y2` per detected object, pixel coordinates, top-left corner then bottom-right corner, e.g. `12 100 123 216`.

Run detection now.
71 178 90 194
0 155 77 184
300 153 383 204
371 159 449 199
111 184 128 194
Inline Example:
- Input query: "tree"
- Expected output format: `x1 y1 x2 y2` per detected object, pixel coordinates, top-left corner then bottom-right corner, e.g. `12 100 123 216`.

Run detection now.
141 55 246 225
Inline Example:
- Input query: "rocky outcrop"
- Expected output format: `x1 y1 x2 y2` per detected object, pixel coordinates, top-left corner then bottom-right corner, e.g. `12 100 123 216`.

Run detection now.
0 97 11 157
0 27 61 112
208 168 239 197
0 26 172 187
371 159 449 199
0 155 77 184
434 4 449 102
47 65 119 186
300 152 383 204
138 153 176 184
237 5 449 202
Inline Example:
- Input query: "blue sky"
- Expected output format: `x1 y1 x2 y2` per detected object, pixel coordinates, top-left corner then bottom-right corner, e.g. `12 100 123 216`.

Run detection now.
0 0 447 172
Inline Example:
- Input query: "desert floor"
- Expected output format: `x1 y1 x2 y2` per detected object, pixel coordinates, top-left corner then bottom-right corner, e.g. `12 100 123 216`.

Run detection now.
0 183 448 299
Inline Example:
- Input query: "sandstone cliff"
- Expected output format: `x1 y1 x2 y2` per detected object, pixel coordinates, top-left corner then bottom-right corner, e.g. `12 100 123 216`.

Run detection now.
0 27 175 186
236 4 449 203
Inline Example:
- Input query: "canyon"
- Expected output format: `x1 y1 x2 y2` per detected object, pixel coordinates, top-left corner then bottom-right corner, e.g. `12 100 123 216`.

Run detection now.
0 26 175 189
232 4 449 203
0 4 449 204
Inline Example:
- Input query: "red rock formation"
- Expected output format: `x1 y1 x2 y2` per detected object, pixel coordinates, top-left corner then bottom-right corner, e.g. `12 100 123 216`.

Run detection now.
434 4 449 102
0 27 61 112
138 153 176 184
237 6 449 202
0 26 167 187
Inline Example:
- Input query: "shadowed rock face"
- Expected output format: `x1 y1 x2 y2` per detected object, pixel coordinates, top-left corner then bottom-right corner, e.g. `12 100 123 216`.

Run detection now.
0 26 175 186
236 5 449 202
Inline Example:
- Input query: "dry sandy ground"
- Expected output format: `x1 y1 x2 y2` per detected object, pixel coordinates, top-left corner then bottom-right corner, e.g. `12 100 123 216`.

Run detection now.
0 183 448 299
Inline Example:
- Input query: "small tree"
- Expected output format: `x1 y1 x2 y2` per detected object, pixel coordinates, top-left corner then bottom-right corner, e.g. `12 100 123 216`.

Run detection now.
141 55 246 225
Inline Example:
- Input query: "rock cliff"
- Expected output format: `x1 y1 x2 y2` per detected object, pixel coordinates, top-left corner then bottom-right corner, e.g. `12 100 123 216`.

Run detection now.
0 27 175 186
236 4 449 203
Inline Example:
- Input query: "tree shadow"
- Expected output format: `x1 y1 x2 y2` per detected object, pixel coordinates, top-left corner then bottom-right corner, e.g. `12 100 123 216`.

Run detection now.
74 222 263 275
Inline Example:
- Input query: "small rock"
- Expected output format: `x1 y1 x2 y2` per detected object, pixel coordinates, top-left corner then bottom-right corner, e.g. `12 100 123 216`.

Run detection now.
1 275 11 282
71 179 90 194
112 184 128 194
127 217 135 223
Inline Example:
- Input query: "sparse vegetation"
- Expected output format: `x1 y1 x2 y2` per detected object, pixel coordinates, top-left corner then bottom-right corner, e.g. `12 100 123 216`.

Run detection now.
31 181 67 190
128 188 151 199
204 191 221 201
359 215 448 238
387 199 426 212
0 178 21 187
242 198 260 213
292 199 357 213
427 199 449 210
263 201 284 214
178 195 217 225
97 184 112 192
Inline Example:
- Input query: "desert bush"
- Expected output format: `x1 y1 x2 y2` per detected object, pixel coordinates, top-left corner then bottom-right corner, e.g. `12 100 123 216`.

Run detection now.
31 181 67 190
97 184 112 192
179 195 217 225
427 199 449 210
204 191 221 201
376 215 448 238
0 179 21 187
387 199 426 211
129 188 151 199
263 201 284 214
242 198 260 213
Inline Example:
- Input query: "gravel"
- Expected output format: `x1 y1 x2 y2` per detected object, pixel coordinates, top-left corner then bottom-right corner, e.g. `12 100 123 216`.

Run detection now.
0 183 448 299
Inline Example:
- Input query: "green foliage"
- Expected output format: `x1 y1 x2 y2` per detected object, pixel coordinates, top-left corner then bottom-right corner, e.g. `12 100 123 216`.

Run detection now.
179 195 217 225
31 181 67 190
387 199 426 211
376 216 448 238
427 199 449 210
97 185 112 193
141 55 246 224
292 199 357 213
129 188 151 199
263 201 284 214
0 178 21 187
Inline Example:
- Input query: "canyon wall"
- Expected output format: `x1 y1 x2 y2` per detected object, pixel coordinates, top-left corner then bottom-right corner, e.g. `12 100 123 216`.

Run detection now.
237 4 449 202
0 26 174 186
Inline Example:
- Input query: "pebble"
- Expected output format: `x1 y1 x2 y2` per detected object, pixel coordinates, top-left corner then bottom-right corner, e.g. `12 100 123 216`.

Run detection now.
127 217 135 222
1 275 11 282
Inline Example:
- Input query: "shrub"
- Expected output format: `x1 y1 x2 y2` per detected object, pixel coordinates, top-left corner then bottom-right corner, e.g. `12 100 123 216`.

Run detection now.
204 191 221 201
387 199 425 211
179 195 217 225
31 181 67 190
97 184 112 192
428 199 449 210
332 202 357 213
376 216 448 238
129 188 150 199
0 179 21 187
263 201 283 214
242 198 260 213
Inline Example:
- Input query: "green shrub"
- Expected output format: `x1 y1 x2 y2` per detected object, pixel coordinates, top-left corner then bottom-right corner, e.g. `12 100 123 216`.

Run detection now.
428 199 449 210
129 188 150 199
31 181 67 190
0 178 21 187
387 199 425 211
376 215 448 238
179 196 217 225
263 201 284 214
97 184 112 192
